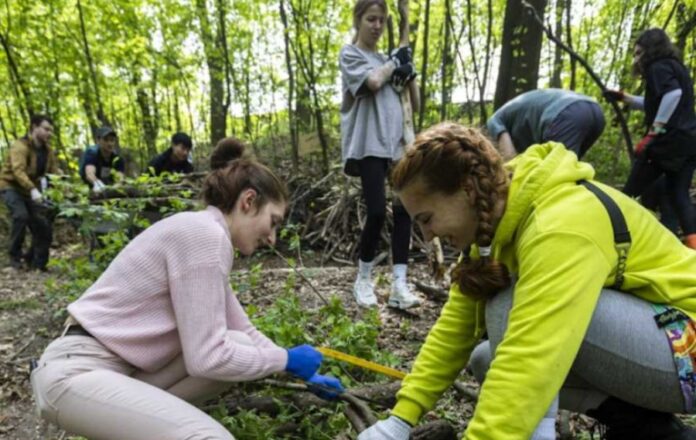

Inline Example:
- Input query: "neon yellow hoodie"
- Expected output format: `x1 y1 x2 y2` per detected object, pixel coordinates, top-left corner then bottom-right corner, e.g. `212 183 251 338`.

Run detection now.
392 143 696 439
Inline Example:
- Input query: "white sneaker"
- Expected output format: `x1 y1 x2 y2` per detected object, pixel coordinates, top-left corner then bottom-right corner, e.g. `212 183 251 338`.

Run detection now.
388 280 420 309
353 277 377 307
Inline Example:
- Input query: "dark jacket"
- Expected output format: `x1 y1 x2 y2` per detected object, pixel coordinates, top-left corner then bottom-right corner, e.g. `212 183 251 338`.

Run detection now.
147 148 194 176
643 57 696 170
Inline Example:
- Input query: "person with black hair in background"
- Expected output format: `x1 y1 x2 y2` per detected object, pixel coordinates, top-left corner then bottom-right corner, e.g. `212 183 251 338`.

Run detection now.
606 28 696 249
148 132 194 176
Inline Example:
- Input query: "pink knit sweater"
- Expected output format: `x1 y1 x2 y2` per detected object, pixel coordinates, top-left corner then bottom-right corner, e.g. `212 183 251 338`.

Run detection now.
68 206 288 381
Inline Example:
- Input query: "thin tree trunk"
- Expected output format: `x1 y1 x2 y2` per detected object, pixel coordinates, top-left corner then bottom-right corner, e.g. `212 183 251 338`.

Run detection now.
605 1 629 87
78 71 98 140
195 0 229 145
566 0 576 90
132 67 158 157
676 4 696 54
550 0 564 88
279 0 299 168
288 0 331 173
174 87 182 132
5 97 19 139
0 111 10 148
481 0 493 121
48 0 63 152
77 0 108 126
445 4 473 122
217 0 232 130
0 33 32 119
440 0 453 121
466 0 488 122
417 0 431 131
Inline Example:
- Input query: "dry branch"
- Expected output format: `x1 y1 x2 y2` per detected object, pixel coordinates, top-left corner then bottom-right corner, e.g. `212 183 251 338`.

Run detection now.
414 281 449 302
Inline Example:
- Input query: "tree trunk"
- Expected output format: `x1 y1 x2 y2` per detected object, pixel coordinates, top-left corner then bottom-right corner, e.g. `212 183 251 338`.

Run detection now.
417 0 431 131
48 0 63 153
549 0 564 88
605 1 629 87
481 0 493 121
566 0 576 90
132 67 158 158
243 63 252 142
288 0 332 173
0 33 32 119
76 0 108 127
173 87 182 132
494 0 547 110
195 0 229 146
676 4 696 55
466 0 489 123
279 0 299 169
77 71 99 140
440 0 453 120
0 112 10 148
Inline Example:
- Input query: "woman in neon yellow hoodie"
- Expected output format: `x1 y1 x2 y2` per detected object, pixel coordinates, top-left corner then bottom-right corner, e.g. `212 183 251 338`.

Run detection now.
358 122 696 440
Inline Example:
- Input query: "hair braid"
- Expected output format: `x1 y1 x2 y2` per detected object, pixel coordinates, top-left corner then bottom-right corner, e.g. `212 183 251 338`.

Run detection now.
392 122 511 300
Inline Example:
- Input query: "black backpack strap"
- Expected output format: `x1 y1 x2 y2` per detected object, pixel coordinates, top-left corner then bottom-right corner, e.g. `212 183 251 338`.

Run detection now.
578 180 632 290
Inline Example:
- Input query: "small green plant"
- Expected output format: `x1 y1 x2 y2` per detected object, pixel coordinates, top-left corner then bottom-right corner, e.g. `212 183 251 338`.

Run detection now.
249 285 399 385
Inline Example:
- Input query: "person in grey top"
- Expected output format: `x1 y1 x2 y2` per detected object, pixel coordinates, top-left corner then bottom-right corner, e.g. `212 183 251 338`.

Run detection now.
339 0 420 309
487 88 605 160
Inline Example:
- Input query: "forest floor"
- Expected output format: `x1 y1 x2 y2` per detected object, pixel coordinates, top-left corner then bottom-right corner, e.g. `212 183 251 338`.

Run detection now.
0 215 655 440
0 229 479 439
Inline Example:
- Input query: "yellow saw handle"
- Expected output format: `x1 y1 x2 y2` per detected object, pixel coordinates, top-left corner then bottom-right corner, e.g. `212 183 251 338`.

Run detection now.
318 347 407 380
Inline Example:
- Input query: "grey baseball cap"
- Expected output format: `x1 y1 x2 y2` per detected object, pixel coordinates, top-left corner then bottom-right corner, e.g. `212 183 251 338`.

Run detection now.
97 126 117 139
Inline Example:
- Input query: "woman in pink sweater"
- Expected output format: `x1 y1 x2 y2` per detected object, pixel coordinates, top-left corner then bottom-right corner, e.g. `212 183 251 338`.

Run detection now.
30 146 342 439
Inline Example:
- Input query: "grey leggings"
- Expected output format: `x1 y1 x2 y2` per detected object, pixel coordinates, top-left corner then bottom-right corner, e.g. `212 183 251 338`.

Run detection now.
468 287 685 414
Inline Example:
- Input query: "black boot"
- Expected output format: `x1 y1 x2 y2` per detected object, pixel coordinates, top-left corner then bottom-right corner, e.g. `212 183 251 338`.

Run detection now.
587 397 696 440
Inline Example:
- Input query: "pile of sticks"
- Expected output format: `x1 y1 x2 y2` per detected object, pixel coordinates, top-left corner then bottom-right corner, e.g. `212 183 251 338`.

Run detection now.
284 170 438 264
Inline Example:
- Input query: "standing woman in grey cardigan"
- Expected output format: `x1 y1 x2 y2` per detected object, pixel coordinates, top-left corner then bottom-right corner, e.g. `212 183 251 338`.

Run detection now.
340 0 421 309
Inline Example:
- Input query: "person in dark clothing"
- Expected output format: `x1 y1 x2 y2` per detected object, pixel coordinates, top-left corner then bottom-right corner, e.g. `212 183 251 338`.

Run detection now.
79 126 125 193
606 28 696 249
0 114 60 270
147 132 194 176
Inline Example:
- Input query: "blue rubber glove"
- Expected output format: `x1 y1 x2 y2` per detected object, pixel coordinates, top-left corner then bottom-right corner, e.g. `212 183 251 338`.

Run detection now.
306 373 345 400
285 344 322 380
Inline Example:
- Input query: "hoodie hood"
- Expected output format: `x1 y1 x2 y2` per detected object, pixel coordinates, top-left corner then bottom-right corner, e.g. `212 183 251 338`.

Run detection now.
493 142 596 251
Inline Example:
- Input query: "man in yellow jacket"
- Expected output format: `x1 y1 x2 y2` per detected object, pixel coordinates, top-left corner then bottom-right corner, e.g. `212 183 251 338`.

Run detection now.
0 114 60 270
359 122 696 440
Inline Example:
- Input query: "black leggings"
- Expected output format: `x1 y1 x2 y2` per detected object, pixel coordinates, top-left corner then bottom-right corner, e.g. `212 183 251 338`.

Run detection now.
358 157 411 264
623 156 696 235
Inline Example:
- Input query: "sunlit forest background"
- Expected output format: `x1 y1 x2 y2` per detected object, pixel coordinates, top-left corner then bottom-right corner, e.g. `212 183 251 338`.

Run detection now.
1 0 694 182
2 1 696 439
